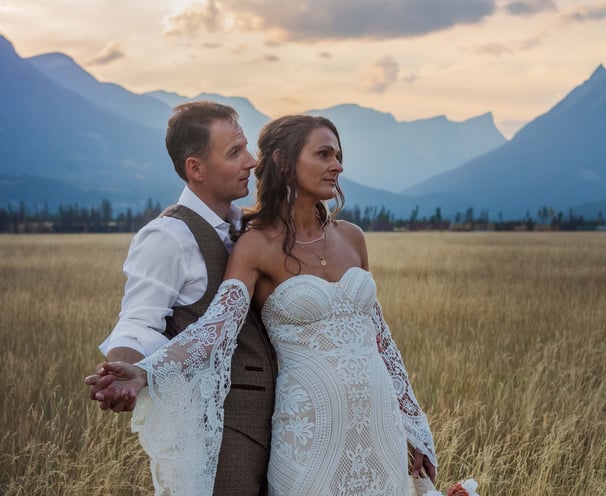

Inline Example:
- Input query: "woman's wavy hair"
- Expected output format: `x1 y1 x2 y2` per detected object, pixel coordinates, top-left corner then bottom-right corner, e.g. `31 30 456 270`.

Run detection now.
242 114 345 267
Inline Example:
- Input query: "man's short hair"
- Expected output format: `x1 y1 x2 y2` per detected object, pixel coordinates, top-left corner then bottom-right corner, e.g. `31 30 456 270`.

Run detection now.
165 101 239 181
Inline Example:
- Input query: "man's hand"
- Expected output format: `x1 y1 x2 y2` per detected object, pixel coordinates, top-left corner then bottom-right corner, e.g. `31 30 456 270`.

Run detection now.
85 369 137 412
85 361 147 412
85 347 144 412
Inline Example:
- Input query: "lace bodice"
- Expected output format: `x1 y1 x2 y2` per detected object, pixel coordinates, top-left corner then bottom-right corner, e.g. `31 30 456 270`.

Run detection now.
131 268 436 496
262 267 436 495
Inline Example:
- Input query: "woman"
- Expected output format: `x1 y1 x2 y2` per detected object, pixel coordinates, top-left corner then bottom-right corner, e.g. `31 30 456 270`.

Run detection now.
93 115 437 495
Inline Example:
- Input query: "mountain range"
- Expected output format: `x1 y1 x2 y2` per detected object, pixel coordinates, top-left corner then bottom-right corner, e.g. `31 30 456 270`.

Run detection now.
405 64 606 217
1 33 605 220
25 46 505 194
0 35 173 211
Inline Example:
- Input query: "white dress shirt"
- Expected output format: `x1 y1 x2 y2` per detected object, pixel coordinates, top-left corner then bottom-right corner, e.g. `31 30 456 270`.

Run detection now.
99 185 241 357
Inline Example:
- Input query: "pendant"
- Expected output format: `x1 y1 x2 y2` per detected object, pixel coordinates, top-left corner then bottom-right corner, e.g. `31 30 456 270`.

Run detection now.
320 258 327 266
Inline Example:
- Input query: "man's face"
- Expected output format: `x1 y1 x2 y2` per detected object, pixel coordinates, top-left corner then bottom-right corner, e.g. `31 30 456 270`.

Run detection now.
201 119 255 210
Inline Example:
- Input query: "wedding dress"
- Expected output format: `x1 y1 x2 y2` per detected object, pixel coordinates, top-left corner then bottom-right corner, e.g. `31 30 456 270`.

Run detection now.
131 267 436 496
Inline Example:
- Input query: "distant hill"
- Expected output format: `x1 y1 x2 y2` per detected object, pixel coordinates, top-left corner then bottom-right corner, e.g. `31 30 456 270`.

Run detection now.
27 52 172 129
143 94 506 194
308 104 506 192
145 90 271 148
570 198 606 219
338 176 469 219
405 65 606 218
0 35 179 211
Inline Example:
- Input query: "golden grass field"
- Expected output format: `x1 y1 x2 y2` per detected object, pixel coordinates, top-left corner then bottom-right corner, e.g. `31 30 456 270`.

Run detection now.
0 232 605 495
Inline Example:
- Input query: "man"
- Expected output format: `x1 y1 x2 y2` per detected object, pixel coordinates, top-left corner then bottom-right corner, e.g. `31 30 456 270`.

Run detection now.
86 101 277 495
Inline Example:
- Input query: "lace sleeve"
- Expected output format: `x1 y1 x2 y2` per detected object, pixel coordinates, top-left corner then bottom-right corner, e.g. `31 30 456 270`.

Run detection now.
371 300 438 467
130 279 250 496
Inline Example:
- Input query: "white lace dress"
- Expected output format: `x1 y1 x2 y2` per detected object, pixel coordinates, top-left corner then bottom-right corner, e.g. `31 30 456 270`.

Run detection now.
131 267 436 496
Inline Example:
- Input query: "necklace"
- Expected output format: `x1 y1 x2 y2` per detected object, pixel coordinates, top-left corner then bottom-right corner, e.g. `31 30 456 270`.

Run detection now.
295 229 327 266
294 231 326 245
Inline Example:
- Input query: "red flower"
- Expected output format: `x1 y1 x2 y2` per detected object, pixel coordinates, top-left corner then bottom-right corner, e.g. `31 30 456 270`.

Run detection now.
446 482 469 496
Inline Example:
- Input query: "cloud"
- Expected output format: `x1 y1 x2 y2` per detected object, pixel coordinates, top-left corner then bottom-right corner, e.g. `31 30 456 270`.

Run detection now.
468 37 541 56
263 54 280 62
163 0 223 36
361 56 400 93
318 51 332 59
562 3 606 23
518 37 541 50
250 53 280 64
87 42 125 66
473 42 513 56
166 0 496 42
402 73 418 83
503 0 557 16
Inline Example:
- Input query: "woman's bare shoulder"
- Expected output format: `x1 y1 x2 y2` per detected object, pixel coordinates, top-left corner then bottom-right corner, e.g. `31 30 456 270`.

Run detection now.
334 219 365 241
224 226 285 289
240 225 284 243
233 226 284 259
333 220 368 268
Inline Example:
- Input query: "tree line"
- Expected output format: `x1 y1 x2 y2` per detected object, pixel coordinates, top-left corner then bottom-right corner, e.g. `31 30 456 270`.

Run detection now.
338 204 605 232
0 199 163 234
1 200 604 234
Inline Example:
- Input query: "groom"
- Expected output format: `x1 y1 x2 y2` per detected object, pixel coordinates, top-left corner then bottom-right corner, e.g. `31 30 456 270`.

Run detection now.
86 101 277 495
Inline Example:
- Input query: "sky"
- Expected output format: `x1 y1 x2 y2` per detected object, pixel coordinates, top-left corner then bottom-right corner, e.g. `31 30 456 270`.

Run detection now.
1 0 605 137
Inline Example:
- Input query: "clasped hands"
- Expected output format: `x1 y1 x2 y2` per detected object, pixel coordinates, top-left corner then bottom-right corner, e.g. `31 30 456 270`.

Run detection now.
84 361 147 412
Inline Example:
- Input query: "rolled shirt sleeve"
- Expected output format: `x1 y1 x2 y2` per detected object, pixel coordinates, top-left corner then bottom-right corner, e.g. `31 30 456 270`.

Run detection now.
99 216 208 358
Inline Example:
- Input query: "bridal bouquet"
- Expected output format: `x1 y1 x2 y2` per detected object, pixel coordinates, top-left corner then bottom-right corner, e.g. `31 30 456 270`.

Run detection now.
412 477 480 496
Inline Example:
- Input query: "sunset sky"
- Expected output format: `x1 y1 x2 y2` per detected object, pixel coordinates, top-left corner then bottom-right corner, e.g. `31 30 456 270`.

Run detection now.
1 0 605 137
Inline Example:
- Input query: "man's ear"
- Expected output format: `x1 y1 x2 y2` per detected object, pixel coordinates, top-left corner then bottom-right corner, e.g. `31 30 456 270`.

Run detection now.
185 156 205 181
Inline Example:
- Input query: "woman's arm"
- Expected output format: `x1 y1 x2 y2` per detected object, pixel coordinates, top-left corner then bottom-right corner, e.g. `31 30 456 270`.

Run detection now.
88 231 263 401
372 300 438 478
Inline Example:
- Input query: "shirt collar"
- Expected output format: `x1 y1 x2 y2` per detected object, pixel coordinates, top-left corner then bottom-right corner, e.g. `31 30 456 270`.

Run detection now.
177 185 242 229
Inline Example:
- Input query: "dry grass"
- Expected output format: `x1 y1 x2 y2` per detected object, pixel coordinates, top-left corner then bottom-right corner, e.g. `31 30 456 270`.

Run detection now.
1 232 605 495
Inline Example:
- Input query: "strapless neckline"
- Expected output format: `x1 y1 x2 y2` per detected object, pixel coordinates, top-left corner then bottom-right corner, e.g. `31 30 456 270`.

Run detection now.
261 266 369 313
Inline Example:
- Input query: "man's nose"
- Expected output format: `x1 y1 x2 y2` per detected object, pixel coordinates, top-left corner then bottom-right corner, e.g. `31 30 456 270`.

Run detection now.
245 150 256 169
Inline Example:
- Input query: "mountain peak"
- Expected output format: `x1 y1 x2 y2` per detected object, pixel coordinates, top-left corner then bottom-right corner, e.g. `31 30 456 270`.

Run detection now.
475 111 494 120
28 52 77 68
588 63 606 84
463 112 495 125
510 64 604 137
310 103 398 126
0 33 17 55
422 114 447 122
27 51 102 90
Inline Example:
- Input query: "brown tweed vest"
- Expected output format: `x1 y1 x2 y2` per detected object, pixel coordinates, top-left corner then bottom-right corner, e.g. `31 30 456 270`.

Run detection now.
161 204 277 451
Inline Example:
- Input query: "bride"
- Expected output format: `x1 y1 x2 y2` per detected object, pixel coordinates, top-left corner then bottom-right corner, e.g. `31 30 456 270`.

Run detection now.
90 114 437 495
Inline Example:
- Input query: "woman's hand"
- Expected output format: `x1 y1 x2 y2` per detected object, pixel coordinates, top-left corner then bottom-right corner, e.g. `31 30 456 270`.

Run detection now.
409 445 437 483
84 361 147 412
